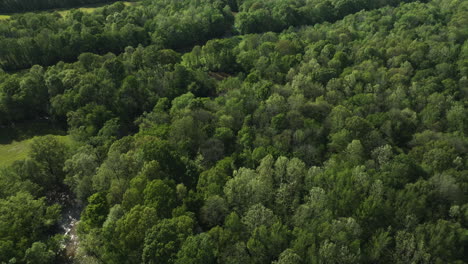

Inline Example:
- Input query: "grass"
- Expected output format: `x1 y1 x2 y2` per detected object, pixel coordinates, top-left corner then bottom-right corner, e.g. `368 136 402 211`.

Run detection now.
57 1 136 17
0 120 74 167
0 135 73 167
57 7 99 16
0 1 137 20
0 138 32 166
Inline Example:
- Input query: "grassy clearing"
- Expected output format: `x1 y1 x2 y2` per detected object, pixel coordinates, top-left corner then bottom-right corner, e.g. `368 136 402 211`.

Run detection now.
0 120 74 167
0 138 32 166
0 135 73 167
0 1 137 20
57 7 98 16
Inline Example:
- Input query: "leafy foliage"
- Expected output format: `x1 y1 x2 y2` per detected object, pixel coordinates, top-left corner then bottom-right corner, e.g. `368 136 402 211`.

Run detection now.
1 0 468 263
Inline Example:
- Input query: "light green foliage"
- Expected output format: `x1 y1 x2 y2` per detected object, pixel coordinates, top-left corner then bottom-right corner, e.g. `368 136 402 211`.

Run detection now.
273 249 302 264
29 135 69 181
175 233 217 264
1 0 468 263
0 192 60 262
64 146 99 201
246 222 290 264
242 203 279 233
23 242 55 264
143 179 177 218
224 168 273 213
80 192 109 232
114 205 158 261
143 215 195 264
318 218 362 263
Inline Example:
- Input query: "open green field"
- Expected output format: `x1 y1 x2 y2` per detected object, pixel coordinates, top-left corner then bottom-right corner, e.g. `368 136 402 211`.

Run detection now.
56 6 103 16
0 135 73 167
0 1 137 20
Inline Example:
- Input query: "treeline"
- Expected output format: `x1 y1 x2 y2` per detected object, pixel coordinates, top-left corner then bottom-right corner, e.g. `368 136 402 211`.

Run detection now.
234 0 427 34
1 0 468 262
0 0 126 13
0 0 420 72
0 0 233 71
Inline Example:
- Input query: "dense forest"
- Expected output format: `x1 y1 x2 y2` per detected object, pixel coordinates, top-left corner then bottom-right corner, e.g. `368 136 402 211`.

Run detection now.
0 0 423 71
0 0 467 263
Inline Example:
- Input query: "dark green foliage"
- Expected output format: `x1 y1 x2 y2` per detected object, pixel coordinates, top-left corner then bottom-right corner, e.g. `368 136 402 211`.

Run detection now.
175 233 217 264
1 0 468 263
142 215 195 264
0 192 61 262
0 0 233 71
80 191 109 232
234 0 421 34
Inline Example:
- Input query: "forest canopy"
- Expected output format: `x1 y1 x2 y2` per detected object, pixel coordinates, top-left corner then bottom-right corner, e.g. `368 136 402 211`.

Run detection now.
0 0 467 263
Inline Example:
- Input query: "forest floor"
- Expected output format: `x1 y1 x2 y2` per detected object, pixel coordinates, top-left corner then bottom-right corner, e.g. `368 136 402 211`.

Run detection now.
0 1 137 20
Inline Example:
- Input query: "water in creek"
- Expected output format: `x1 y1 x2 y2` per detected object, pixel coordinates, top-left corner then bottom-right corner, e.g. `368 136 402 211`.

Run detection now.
61 213 80 261
54 192 83 263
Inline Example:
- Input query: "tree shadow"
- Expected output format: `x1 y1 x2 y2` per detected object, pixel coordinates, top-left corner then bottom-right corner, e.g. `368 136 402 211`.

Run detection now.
0 120 66 145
